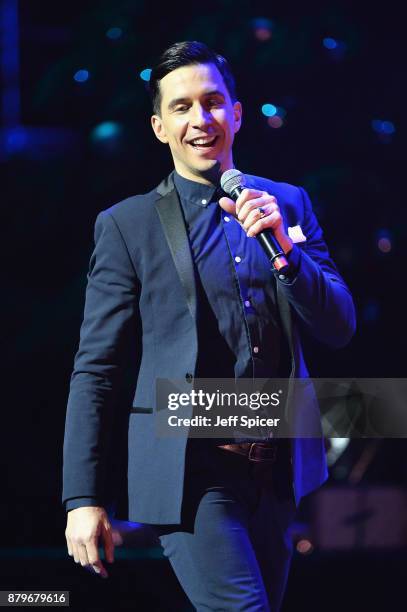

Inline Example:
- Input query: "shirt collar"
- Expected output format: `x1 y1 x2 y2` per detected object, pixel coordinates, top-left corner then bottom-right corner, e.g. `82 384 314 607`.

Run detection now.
174 170 221 207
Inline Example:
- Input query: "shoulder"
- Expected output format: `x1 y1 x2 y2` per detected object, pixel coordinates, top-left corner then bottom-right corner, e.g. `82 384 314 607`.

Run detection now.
244 173 302 202
99 185 159 226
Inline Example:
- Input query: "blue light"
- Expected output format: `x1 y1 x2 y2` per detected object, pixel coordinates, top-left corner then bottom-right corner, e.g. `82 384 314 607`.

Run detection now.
251 17 273 30
0 0 21 126
371 119 396 134
6 126 26 149
261 104 277 117
323 37 338 49
74 69 89 83
140 68 152 82
322 38 338 49
106 27 122 40
376 228 391 239
363 300 380 323
91 121 121 141
381 120 395 134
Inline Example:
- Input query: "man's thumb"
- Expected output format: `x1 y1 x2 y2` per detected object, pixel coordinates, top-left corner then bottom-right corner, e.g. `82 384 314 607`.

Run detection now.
218 196 236 216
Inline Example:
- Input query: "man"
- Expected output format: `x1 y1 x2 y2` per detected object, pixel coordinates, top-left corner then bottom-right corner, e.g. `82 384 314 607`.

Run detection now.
63 41 355 610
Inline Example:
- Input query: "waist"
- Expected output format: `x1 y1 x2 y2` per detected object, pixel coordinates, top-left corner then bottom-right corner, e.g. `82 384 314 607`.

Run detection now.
217 441 277 463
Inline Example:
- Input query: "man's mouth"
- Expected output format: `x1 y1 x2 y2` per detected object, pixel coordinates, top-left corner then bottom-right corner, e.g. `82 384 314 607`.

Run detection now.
188 135 219 150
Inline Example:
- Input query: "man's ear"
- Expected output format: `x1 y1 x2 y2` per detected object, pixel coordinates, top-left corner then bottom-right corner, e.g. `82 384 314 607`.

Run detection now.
233 101 242 134
151 115 169 144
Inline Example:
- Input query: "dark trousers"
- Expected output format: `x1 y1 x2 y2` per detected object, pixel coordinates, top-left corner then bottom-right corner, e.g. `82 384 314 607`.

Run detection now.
154 440 296 611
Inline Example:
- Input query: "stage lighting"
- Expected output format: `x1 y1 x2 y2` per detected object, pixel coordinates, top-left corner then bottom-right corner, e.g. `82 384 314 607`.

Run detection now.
73 69 89 83
140 68 152 82
106 27 122 40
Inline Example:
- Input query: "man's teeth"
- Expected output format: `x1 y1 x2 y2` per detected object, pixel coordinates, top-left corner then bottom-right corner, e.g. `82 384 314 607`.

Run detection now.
190 137 217 146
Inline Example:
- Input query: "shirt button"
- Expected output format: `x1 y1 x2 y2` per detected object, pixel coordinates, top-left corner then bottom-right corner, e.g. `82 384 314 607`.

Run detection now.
201 199 207 205
253 346 259 354
235 256 242 263
224 216 230 222
244 300 251 308
279 274 286 281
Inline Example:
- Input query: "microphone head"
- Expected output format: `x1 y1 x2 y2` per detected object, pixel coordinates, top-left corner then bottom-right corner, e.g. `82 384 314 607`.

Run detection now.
220 168 245 196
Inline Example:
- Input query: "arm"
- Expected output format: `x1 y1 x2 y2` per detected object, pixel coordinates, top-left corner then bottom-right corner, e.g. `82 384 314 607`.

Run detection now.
273 187 356 348
219 186 356 349
63 209 140 575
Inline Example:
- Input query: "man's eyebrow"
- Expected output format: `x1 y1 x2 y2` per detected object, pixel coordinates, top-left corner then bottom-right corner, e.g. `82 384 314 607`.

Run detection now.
167 90 226 110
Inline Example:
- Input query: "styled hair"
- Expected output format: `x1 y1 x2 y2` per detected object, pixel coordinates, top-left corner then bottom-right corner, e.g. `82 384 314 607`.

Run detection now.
148 41 237 115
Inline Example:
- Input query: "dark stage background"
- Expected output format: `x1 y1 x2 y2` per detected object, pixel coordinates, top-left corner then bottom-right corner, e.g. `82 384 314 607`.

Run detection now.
1 1 406 610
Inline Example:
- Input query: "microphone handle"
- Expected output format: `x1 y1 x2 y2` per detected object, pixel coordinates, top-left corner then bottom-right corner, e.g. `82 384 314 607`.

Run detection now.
230 186 290 274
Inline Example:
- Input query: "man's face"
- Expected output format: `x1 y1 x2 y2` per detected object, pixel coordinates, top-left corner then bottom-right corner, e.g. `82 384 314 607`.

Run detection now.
151 63 242 184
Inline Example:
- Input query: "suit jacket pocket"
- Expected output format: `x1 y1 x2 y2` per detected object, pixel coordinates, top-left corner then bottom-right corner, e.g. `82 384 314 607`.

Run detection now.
130 406 153 414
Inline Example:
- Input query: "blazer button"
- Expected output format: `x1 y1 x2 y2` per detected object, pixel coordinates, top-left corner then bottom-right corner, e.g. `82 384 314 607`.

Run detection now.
185 373 193 383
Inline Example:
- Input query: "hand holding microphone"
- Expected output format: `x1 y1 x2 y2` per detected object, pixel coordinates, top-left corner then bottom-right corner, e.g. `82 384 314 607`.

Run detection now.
219 169 293 275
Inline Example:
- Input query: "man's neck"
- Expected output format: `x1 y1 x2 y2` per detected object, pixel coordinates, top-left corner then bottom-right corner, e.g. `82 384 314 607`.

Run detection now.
174 162 233 187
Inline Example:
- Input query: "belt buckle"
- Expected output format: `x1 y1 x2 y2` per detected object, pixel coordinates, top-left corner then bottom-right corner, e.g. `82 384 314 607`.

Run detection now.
248 442 276 463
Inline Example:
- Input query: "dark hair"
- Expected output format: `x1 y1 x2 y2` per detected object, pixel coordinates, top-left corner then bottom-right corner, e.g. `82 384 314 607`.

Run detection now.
148 41 237 115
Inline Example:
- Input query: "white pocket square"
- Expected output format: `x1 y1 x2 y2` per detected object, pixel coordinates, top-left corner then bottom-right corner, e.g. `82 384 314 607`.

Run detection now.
288 225 307 243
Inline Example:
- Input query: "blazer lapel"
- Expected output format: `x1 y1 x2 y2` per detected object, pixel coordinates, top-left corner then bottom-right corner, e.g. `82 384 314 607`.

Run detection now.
155 173 197 322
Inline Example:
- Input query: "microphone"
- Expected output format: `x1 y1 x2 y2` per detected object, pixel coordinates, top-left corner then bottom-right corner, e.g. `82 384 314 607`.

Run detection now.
220 169 289 274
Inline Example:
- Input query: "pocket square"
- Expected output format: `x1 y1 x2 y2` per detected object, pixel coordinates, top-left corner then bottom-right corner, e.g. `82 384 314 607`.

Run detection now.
288 225 307 243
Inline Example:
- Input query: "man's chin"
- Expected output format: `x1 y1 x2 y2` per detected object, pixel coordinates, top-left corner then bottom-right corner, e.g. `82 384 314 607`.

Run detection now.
190 160 222 183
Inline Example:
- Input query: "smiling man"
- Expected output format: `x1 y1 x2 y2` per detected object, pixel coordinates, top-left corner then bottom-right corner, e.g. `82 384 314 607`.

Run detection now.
63 41 356 611
150 61 241 183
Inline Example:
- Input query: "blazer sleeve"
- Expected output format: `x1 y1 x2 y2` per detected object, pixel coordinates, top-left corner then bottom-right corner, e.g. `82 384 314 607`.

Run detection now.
62 210 140 507
274 187 356 348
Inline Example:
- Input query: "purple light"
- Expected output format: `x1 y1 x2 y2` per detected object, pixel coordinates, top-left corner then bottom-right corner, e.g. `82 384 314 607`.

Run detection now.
267 116 284 129
378 237 391 253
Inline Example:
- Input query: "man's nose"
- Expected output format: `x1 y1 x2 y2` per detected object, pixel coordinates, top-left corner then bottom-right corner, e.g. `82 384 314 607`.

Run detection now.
190 104 211 126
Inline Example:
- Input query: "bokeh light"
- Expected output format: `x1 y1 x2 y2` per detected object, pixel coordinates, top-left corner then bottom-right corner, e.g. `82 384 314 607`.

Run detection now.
322 38 347 60
90 121 122 142
296 539 314 555
261 103 277 117
378 237 392 253
323 37 338 49
73 69 89 83
251 17 273 41
363 299 380 323
267 116 284 128
106 27 122 40
372 119 395 135
140 68 152 82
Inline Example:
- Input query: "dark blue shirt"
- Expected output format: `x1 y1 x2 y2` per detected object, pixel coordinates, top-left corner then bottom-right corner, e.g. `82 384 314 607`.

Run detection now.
173 170 289 380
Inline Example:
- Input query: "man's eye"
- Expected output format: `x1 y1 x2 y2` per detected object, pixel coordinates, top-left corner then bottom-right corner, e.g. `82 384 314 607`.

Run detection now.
175 106 188 112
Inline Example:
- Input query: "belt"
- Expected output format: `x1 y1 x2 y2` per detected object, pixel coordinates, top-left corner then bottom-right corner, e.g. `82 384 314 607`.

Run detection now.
217 442 277 463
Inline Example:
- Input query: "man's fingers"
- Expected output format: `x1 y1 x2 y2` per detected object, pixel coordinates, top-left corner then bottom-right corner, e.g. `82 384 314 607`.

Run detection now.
102 524 115 563
235 189 266 215
77 543 90 567
242 204 276 232
90 561 108 579
238 195 277 223
218 196 236 216
87 542 109 579
247 210 282 238
71 542 81 564
65 535 73 557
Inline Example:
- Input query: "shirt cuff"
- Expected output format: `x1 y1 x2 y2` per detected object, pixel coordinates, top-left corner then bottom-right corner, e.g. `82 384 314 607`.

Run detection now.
65 497 101 512
273 243 301 284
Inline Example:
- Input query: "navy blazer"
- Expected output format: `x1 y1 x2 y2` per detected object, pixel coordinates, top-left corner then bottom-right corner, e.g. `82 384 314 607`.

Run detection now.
62 171 356 524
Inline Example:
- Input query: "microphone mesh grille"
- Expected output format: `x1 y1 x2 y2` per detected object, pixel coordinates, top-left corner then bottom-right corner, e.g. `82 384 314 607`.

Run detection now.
220 169 245 195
